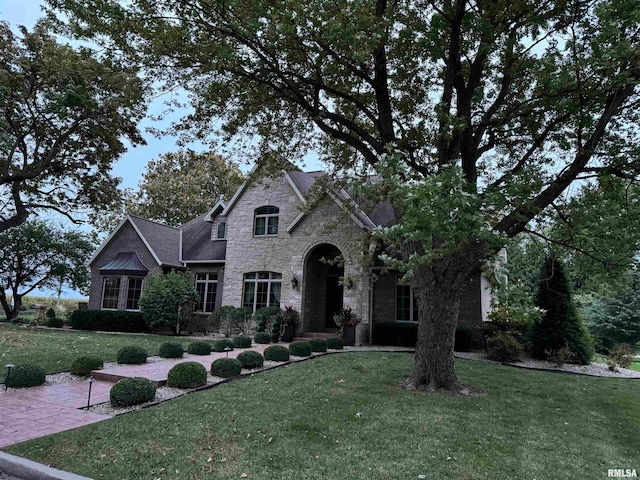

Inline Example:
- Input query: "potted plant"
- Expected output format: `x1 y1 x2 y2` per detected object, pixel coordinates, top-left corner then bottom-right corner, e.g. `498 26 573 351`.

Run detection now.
333 306 360 346
280 306 299 342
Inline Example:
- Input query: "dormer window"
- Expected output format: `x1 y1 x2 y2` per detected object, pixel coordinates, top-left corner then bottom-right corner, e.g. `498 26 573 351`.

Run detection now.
217 222 226 239
254 206 279 236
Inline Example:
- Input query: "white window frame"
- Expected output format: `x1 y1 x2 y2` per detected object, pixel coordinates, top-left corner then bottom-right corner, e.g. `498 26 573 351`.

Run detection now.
242 271 282 312
125 277 144 311
254 206 279 236
195 273 218 313
101 276 121 310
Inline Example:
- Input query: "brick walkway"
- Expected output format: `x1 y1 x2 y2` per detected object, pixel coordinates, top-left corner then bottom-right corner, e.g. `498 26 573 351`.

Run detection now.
0 343 274 448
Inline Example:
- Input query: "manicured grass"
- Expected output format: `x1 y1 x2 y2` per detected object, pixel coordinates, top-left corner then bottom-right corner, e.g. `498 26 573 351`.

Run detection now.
0 323 195 380
6 353 640 479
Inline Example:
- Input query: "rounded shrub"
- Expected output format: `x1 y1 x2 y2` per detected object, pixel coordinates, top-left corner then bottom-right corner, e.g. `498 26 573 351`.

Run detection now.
188 341 212 355
237 350 264 369
110 377 156 407
167 362 207 389
213 339 234 352
46 317 64 328
486 333 523 363
254 332 272 344
264 345 290 362
232 336 252 349
211 358 242 378
117 346 148 365
70 356 103 376
309 338 327 352
326 337 344 350
289 340 312 357
158 342 184 359
4 364 46 388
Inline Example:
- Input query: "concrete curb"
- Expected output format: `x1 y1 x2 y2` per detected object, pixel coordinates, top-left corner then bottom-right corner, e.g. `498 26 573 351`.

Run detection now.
0 452 92 480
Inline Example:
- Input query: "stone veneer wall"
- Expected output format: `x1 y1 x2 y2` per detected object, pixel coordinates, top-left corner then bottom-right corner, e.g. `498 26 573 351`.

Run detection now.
88 222 161 310
221 172 371 344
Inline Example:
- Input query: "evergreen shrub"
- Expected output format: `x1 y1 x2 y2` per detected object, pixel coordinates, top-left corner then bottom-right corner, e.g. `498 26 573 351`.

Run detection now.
264 345 290 362
110 377 156 407
117 346 148 365
211 358 242 377
309 338 327 352
70 356 103 376
254 332 272 344
158 342 184 359
326 337 344 350
232 336 252 348
237 350 264 369
212 339 234 352
167 362 207 388
289 340 312 357
486 333 523 363
188 341 212 355
4 364 46 388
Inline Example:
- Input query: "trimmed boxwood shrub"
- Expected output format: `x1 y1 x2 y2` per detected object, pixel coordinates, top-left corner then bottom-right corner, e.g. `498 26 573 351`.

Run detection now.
326 337 344 350
232 336 252 348
117 346 148 365
46 317 64 328
486 332 523 363
159 342 184 359
211 358 242 378
70 356 104 376
110 377 156 407
167 362 207 388
289 340 312 357
254 332 272 344
237 350 264 369
264 345 290 362
372 322 418 347
71 310 149 333
308 338 327 352
4 364 46 388
188 341 212 355
455 327 473 352
213 339 234 352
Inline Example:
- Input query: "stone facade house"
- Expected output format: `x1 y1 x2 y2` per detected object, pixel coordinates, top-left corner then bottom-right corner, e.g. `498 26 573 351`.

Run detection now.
87 165 491 345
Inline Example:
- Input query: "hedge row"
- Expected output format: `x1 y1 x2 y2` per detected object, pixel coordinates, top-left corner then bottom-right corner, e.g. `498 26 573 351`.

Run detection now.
71 310 149 333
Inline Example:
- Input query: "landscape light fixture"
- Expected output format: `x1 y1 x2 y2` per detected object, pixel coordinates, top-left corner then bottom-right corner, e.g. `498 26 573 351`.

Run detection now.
86 376 95 410
224 346 232 358
291 276 298 290
4 364 14 391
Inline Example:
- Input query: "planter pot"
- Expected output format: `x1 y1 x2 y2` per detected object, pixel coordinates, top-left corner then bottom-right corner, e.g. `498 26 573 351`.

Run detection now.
281 323 296 342
342 325 356 346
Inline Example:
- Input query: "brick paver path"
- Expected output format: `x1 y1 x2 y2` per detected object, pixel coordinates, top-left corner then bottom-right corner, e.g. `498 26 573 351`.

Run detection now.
0 343 275 448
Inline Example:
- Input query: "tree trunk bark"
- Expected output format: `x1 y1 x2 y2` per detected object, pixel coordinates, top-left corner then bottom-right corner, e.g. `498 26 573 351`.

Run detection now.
0 292 12 320
402 243 484 394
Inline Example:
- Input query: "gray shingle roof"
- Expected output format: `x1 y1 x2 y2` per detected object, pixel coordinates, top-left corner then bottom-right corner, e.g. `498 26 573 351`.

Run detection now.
128 215 182 266
181 214 227 262
99 251 149 275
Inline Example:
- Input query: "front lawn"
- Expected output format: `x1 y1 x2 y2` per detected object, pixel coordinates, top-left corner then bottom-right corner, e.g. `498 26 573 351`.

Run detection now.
0 323 195 379
6 353 639 479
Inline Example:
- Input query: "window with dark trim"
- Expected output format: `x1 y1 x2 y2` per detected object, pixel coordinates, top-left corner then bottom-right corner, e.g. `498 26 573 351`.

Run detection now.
242 272 281 311
195 273 218 313
254 206 279 236
102 276 121 310
396 277 419 322
126 278 144 310
217 222 226 239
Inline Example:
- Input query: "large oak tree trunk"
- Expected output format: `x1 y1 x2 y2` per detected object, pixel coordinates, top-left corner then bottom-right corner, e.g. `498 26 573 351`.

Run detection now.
402 243 485 394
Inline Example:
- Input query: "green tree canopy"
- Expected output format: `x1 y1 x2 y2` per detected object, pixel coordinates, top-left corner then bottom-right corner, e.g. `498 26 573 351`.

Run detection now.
49 0 640 393
0 20 146 232
0 221 94 319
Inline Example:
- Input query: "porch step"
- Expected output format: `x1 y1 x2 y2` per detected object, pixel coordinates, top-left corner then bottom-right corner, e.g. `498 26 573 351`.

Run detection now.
90 370 166 387
293 331 340 342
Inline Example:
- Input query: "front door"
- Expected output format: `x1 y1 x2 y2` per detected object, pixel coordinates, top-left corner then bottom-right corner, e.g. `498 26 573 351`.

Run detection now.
325 274 343 328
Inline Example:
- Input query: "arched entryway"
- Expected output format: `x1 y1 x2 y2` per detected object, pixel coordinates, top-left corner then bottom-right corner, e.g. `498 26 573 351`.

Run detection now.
302 243 344 332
